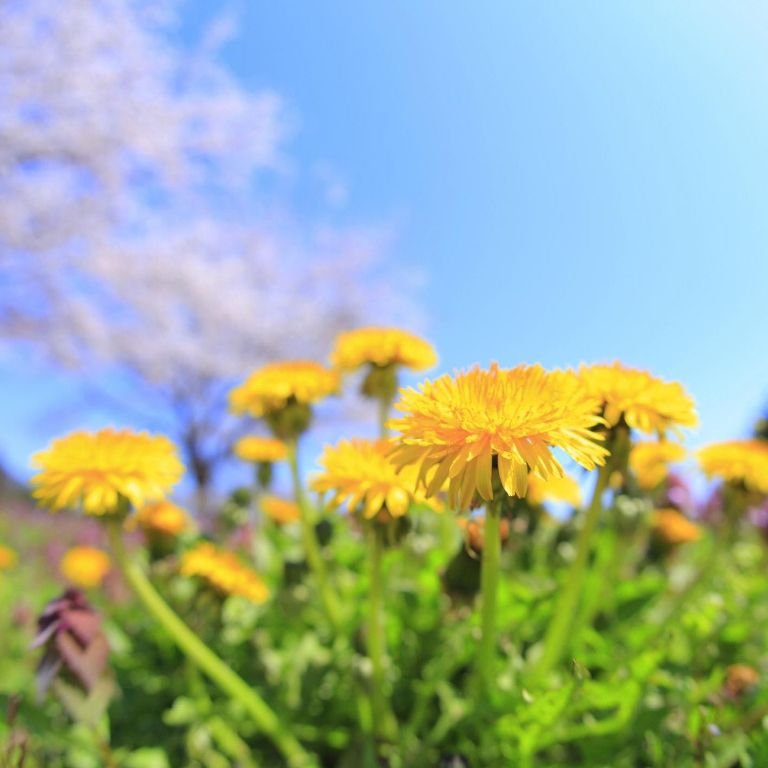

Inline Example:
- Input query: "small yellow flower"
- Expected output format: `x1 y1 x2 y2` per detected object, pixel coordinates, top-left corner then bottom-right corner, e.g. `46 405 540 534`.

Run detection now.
331 327 437 372
260 495 301 525
181 543 269 604
389 363 607 511
31 428 184 515
60 546 111 588
630 441 687 490
579 362 698 437
527 473 582 507
133 500 191 536
651 508 701 546
0 545 17 572
312 438 436 518
697 440 768 494
229 361 339 418
233 436 288 464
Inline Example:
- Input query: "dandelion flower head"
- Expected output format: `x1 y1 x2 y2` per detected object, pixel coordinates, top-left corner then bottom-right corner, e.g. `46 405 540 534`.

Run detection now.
260 495 301 525
331 327 437 372
0 545 17 572
181 543 269 604
630 441 687 490
312 438 438 518
527 472 582 507
579 362 697 437
651 508 701 546
698 440 768 494
229 361 339 418
31 429 184 515
233 436 288 464
133 500 191 536
60 546 111 588
389 363 607 511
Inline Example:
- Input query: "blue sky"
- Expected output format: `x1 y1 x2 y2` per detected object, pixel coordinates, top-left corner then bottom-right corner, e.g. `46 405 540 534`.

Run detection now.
190 2 768 439
3 2 768 480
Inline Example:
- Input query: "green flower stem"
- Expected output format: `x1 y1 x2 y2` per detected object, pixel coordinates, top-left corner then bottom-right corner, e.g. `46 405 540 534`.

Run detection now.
476 502 502 696
105 520 316 768
365 524 398 742
251 466 262 565
532 463 611 681
286 440 342 628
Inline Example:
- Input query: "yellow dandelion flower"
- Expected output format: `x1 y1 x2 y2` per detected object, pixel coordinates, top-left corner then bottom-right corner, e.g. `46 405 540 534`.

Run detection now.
133 500 191 536
260 495 301 525
389 363 607 511
331 327 437 372
60 546 111 588
697 440 768 494
527 472 582 507
311 438 437 518
229 361 339 418
579 362 697 436
233 435 288 464
181 543 269 604
0 545 17 572
651 508 701 546
31 429 184 515
630 441 687 490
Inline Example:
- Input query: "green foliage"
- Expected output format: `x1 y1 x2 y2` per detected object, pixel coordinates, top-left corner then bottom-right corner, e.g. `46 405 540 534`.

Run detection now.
2 490 768 767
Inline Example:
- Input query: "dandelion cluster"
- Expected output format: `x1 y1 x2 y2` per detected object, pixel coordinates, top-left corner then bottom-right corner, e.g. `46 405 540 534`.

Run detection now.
32 322 768 768
527 472 583 507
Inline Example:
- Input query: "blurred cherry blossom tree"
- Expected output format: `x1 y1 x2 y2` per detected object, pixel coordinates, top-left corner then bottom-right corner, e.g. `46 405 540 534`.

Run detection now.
0 0 410 509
